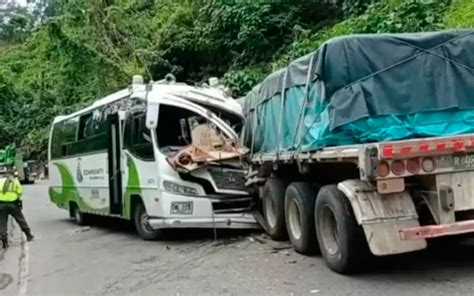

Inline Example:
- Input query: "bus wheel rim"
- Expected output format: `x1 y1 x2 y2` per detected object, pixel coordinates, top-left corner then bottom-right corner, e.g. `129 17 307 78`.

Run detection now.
75 208 81 222
140 212 154 233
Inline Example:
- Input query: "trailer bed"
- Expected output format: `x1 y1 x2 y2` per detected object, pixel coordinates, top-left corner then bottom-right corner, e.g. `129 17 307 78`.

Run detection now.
251 133 474 165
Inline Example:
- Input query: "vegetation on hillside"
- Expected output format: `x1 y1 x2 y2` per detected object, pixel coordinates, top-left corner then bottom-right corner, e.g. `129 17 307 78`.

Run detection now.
0 0 469 159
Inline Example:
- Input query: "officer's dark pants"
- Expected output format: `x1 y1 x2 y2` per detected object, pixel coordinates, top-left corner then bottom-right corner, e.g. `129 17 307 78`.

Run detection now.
0 202 31 240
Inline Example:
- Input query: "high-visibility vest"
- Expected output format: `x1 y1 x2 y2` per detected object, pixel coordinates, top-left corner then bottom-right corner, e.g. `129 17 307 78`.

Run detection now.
0 178 23 202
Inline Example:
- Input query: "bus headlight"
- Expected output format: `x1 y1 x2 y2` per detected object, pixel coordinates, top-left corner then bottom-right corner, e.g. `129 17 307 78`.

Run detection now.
163 181 199 195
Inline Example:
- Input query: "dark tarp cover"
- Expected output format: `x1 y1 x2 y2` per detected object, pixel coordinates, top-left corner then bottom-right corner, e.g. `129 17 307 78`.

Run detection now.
242 30 474 154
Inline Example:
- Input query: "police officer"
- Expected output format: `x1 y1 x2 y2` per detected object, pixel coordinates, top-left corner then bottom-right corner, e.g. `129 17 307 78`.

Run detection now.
0 171 34 248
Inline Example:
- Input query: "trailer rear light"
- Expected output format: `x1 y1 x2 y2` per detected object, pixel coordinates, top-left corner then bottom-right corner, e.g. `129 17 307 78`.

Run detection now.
378 161 390 177
391 160 405 176
406 158 421 174
422 157 435 172
380 135 474 159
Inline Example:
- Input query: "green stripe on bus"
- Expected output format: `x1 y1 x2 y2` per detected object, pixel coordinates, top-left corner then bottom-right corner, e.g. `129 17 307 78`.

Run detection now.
123 155 141 220
49 163 109 213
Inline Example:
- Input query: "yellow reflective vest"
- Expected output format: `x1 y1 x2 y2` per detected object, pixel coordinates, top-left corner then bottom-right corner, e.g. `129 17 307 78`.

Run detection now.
0 178 23 202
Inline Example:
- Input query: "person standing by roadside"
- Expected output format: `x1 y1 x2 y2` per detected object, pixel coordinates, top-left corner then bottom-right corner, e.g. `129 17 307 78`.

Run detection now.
0 171 34 248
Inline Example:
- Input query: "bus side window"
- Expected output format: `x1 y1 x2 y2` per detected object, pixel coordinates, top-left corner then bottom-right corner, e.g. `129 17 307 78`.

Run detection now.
78 113 92 140
123 116 132 150
51 117 79 159
130 115 155 161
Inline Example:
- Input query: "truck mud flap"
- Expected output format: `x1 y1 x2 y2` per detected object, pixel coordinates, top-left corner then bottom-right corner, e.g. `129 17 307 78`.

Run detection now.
338 180 427 256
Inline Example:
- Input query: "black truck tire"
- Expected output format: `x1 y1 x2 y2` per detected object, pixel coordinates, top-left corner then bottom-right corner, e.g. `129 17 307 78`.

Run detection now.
315 185 370 274
134 203 163 240
262 178 288 240
284 182 320 255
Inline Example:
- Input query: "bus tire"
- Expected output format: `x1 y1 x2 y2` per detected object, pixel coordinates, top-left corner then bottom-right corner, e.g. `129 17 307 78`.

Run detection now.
315 185 370 274
72 204 88 226
262 178 288 241
285 182 319 255
134 202 162 240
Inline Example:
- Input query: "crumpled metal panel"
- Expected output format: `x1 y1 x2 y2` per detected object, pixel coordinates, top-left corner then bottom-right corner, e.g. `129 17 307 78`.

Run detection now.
167 143 248 173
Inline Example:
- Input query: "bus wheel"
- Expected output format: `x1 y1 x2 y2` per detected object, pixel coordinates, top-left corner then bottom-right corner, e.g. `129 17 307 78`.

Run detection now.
285 182 319 255
315 185 370 274
72 204 88 226
134 203 162 240
262 178 288 241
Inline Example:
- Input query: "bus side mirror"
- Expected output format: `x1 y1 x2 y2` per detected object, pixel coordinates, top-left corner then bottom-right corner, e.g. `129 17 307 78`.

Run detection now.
146 101 159 129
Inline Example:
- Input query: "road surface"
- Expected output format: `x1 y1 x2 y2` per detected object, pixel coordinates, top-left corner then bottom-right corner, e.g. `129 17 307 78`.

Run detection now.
1 182 474 295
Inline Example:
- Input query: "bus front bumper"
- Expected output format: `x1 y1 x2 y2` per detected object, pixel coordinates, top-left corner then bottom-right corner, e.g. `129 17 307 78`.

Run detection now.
148 213 260 229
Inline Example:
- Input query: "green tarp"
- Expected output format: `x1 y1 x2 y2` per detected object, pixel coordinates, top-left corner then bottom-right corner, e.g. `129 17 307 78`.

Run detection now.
241 30 474 155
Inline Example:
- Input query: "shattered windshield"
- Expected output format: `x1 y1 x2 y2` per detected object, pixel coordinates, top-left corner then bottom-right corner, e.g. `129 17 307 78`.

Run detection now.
156 104 232 154
195 103 243 135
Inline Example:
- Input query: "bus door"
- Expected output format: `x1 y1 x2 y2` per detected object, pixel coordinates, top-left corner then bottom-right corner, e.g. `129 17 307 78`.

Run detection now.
107 113 123 215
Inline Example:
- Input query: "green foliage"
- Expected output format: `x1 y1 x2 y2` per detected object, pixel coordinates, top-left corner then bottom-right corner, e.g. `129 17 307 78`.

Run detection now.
0 5 35 44
341 0 375 16
223 67 268 97
360 0 449 33
270 0 450 69
445 0 474 28
0 0 470 159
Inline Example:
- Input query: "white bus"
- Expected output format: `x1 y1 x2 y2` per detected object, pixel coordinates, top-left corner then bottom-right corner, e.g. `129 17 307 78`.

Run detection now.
48 75 258 240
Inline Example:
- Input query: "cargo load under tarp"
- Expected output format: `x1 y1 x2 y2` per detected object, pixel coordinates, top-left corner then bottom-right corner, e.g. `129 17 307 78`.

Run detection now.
241 30 474 155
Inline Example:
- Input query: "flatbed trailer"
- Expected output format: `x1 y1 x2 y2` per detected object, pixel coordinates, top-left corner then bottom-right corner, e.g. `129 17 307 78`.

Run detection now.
241 30 474 274
247 132 474 274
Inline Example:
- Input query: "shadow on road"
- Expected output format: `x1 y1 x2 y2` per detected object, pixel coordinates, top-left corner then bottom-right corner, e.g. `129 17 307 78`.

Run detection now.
58 215 261 243
56 215 474 276
357 237 474 277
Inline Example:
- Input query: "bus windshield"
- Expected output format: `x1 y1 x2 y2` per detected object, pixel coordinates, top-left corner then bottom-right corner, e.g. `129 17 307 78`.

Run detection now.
156 104 236 154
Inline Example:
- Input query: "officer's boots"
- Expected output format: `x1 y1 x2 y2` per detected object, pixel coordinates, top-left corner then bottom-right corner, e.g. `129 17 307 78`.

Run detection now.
25 230 34 242
1 235 8 249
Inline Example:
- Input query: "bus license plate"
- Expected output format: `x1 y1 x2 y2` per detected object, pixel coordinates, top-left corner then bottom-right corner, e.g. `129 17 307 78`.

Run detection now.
170 202 193 214
453 154 474 169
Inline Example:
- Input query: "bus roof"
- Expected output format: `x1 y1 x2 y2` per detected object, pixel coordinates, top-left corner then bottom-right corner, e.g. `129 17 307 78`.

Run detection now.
53 81 241 125
53 88 130 124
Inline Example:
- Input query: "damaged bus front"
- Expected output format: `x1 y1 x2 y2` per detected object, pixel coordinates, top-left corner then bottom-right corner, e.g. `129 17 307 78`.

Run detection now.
144 78 258 233
49 75 258 240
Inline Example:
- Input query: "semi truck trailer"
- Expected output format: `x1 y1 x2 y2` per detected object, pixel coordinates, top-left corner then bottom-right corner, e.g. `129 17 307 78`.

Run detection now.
241 30 474 273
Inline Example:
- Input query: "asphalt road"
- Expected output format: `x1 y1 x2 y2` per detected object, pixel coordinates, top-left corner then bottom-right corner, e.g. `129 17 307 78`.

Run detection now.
1 182 474 296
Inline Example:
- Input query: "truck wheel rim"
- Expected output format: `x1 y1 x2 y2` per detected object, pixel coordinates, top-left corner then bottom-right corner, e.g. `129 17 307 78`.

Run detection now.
265 197 277 228
320 205 340 255
288 199 302 240
140 212 154 233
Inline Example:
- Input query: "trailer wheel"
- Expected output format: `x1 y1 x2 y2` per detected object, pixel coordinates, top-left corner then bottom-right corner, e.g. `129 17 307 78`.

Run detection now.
315 185 369 274
285 182 320 255
262 178 288 240
134 203 162 240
